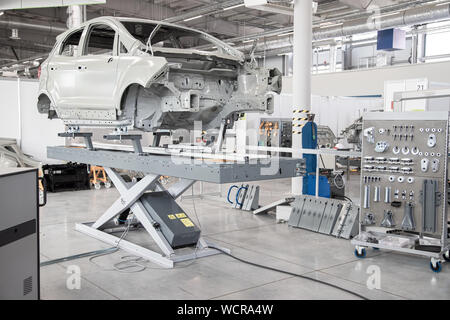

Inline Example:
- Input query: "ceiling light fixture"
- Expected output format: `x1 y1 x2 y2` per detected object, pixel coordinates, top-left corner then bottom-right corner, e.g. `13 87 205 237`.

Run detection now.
277 32 294 37
436 0 450 6
223 4 244 11
183 15 203 22
371 11 400 19
319 22 343 29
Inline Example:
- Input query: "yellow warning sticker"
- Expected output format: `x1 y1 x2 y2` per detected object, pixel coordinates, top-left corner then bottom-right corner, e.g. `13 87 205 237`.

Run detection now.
180 218 194 228
168 214 176 220
176 213 187 219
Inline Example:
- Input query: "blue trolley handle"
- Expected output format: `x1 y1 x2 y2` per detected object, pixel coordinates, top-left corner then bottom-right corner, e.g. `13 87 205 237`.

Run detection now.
236 186 248 206
227 185 239 204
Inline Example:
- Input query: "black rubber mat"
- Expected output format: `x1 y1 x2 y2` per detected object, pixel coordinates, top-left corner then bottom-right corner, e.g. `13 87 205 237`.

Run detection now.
415 245 441 253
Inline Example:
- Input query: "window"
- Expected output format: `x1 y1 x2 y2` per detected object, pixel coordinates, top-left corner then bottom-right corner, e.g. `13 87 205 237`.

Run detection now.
60 29 83 57
120 42 128 54
84 24 116 56
120 21 216 49
426 31 450 57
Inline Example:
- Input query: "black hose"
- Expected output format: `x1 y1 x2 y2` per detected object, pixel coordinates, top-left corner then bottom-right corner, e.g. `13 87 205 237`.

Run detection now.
209 245 369 301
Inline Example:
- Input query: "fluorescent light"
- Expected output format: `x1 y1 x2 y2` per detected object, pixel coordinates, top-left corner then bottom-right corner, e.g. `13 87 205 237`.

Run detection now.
319 22 343 29
223 4 244 11
183 15 203 22
436 0 450 6
371 11 400 19
0 11 4 16
277 32 294 37
242 39 254 43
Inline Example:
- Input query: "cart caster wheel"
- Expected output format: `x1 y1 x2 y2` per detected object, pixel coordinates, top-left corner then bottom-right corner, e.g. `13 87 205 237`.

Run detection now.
94 183 101 190
444 251 450 262
104 182 112 189
430 261 442 273
354 248 366 258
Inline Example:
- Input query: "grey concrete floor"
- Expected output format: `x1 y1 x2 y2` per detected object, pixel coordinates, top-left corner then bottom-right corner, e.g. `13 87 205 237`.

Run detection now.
39 174 450 300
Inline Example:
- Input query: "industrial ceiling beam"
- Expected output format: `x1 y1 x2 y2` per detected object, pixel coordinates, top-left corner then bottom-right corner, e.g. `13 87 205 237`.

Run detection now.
0 0 105 10
164 0 244 23
244 0 294 16
0 16 66 34
195 1 450 51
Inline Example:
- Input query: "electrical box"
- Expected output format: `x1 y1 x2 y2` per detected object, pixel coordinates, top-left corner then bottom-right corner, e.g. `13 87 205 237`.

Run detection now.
140 191 201 248
258 118 292 157
377 28 406 51
0 168 40 300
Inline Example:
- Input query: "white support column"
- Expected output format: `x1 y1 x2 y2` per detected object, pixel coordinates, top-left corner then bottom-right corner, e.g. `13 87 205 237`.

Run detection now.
411 26 419 64
292 0 312 195
330 44 337 73
67 5 83 29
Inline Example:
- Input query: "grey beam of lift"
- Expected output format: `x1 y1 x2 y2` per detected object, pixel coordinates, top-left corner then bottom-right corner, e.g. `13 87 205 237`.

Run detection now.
47 146 306 184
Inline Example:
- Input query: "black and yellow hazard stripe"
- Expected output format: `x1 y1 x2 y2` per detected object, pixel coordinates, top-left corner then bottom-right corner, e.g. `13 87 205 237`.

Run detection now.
293 109 310 114
292 109 311 134
292 123 307 134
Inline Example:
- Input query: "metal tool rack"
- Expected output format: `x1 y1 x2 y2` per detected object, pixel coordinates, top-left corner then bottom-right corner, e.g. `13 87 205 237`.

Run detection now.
47 139 305 268
351 112 450 272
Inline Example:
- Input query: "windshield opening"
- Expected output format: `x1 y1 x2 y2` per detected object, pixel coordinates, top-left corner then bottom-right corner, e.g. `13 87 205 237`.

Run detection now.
121 21 217 50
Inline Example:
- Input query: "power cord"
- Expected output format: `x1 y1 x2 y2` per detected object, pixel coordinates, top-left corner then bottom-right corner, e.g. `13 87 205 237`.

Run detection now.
40 221 132 268
333 195 353 203
208 245 370 301
187 183 366 299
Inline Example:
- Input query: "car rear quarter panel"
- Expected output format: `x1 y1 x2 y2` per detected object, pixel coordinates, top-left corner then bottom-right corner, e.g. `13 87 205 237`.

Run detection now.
114 55 168 110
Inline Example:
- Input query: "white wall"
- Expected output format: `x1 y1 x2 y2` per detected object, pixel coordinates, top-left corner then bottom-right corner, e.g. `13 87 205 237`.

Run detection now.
311 96 382 136
351 39 412 68
0 77 65 163
260 55 284 72
0 79 21 140
309 60 450 97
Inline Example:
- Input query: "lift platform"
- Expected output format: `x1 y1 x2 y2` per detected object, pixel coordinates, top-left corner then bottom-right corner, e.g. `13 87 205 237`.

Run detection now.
47 139 305 268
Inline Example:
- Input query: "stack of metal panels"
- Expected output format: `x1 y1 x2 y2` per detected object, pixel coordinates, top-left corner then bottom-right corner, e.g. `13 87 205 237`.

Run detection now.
288 195 359 239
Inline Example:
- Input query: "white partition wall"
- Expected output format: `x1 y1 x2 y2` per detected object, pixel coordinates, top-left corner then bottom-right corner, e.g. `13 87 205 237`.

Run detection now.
0 77 65 163
0 79 21 141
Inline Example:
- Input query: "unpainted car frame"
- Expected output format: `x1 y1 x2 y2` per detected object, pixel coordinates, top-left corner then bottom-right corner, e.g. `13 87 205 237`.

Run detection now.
37 17 282 133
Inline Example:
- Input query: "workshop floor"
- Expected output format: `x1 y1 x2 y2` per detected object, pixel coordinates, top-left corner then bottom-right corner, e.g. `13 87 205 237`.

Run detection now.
39 174 450 300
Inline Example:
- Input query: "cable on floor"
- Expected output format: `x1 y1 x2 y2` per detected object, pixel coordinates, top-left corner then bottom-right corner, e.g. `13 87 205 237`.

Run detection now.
208 245 370 301
87 219 149 273
88 216 199 271
41 219 130 269
40 247 117 267
189 181 367 299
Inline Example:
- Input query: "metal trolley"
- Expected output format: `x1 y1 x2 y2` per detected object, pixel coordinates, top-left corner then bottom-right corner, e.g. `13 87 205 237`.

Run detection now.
352 111 450 272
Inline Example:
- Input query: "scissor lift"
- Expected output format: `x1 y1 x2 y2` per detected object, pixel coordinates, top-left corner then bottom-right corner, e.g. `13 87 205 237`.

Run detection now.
48 133 305 268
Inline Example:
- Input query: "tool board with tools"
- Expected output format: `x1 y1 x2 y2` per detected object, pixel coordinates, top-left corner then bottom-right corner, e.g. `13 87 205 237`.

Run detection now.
353 112 450 271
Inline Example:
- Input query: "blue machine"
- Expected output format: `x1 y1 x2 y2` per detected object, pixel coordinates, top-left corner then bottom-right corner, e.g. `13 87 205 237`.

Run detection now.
301 121 331 198
377 28 406 51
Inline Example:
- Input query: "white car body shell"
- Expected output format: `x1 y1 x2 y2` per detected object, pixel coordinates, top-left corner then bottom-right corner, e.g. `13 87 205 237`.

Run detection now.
38 16 281 131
